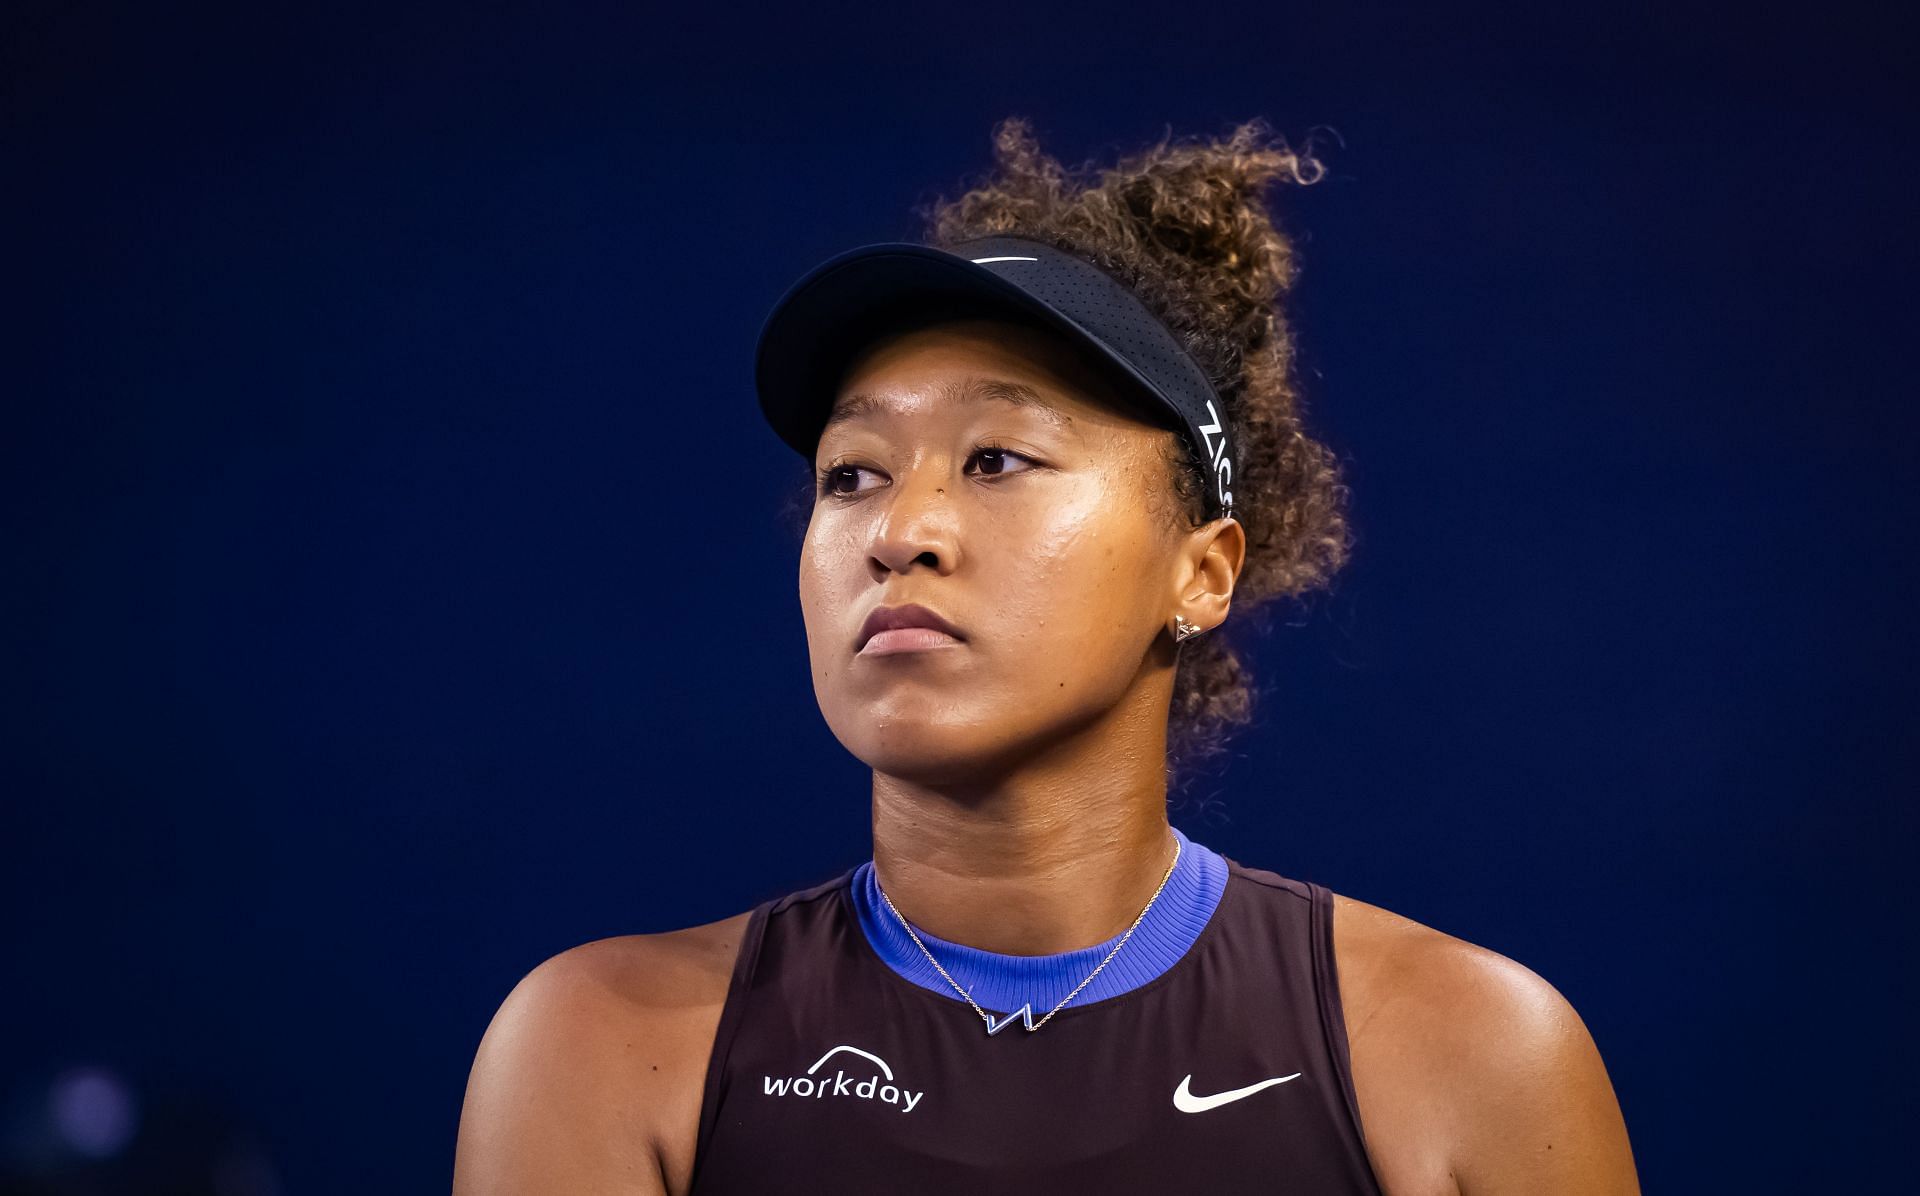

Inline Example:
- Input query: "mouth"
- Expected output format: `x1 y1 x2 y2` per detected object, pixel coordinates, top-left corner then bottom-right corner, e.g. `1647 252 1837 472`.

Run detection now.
856 603 967 656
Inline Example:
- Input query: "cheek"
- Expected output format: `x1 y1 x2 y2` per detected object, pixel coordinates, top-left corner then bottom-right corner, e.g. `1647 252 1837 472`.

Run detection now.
985 507 1159 673
799 520 862 646
797 532 828 643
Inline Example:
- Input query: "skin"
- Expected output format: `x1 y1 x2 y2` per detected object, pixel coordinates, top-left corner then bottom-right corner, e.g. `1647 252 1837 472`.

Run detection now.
452 318 1643 1196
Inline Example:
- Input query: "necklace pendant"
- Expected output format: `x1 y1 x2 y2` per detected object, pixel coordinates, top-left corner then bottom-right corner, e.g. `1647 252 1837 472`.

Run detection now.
875 833 1182 1042
984 1004 1037 1035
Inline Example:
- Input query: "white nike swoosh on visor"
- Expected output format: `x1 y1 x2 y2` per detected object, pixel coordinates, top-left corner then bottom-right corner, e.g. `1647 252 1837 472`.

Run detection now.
1172 1071 1303 1113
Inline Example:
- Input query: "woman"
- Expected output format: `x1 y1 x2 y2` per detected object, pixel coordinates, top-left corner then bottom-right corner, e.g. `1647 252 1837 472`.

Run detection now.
452 118 1641 1195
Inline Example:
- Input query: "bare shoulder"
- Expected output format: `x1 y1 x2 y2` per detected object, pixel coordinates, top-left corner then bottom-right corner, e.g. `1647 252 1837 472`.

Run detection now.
452 909 755 1196
1328 891 1641 1196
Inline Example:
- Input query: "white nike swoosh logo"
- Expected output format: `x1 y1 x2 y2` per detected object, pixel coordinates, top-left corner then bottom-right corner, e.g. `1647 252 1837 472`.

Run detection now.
1173 1071 1303 1113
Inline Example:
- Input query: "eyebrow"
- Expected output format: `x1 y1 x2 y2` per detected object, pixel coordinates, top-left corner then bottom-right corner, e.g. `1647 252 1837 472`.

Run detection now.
822 375 1073 434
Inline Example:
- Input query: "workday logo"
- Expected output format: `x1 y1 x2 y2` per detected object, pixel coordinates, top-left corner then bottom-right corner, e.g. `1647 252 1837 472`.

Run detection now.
762 1044 926 1114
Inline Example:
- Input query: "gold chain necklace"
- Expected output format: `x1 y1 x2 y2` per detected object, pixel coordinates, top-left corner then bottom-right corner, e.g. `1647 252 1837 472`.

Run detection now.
875 831 1182 1035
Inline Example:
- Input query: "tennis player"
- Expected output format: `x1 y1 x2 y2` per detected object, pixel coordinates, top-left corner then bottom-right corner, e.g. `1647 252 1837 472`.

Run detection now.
453 117 1641 1195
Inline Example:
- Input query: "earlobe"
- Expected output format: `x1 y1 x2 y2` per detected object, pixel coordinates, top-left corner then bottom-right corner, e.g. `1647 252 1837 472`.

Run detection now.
1167 518 1240 647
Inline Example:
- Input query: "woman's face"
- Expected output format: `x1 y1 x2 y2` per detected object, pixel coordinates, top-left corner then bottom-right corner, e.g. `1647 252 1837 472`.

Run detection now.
798 316 1217 783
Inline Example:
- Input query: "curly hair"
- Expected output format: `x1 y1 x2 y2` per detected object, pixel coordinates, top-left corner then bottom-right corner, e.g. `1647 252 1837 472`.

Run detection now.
915 116 1355 785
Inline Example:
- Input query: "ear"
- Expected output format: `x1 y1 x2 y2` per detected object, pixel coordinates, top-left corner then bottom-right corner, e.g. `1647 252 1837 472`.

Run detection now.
1168 516 1246 638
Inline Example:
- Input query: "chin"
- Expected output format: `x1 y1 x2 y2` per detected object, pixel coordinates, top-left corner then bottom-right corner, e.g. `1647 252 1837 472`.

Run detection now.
827 707 1032 786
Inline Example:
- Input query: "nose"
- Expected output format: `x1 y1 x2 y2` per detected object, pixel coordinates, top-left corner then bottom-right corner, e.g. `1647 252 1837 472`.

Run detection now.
867 462 959 577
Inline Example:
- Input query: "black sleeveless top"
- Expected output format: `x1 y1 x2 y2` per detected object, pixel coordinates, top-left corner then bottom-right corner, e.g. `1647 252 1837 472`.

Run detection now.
686 855 1387 1194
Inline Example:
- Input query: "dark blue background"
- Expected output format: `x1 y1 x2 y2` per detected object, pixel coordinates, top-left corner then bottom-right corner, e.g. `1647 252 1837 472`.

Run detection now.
6 2 1911 1191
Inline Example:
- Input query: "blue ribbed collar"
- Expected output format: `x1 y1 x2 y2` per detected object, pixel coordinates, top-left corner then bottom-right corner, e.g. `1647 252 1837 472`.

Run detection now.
848 825 1228 1016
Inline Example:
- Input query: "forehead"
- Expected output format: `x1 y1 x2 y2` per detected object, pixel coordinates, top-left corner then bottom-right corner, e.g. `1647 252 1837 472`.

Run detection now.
823 317 1165 434
825 375 1072 436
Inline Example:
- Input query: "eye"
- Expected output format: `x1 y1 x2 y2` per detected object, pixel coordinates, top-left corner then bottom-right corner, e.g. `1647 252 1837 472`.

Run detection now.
817 462 880 498
966 443 1040 478
817 441 1044 499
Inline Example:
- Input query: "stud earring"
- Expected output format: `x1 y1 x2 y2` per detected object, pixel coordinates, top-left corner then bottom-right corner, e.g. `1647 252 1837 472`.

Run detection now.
1173 615 1204 643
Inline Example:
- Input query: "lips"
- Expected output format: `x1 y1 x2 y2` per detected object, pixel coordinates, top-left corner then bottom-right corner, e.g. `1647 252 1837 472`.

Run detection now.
856 603 966 653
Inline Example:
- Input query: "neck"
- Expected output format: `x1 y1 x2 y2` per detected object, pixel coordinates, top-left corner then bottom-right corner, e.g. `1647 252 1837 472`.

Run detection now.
868 693 1176 956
